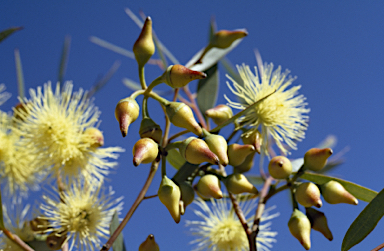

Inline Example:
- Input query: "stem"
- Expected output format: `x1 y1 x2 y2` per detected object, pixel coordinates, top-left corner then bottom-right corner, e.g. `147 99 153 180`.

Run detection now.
252 176 273 232
372 243 384 251
228 193 251 235
100 160 160 251
182 85 207 129
143 194 158 200
167 129 189 143
143 76 163 97
138 65 147 89
2 228 34 251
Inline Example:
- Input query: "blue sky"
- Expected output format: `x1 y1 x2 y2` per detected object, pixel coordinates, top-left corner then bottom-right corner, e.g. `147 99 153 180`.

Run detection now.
2 1 384 250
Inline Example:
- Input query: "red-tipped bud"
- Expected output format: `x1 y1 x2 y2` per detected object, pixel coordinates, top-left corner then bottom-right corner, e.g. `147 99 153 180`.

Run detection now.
304 148 333 171
133 17 155 67
205 104 233 125
321 181 358 205
83 127 104 147
268 156 292 179
165 102 202 136
225 173 258 195
234 152 256 173
179 181 195 214
196 174 223 199
211 30 248 49
162 64 206 88
178 137 219 165
227 144 255 167
139 117 163 144
115 97 140 137
306 208 333 241
203 130 228 166
139 234 160 251
288 209 311 250
46 231 68 250
132 138 159 166
295 182 322 208
158 176 181 223
241 130 263 154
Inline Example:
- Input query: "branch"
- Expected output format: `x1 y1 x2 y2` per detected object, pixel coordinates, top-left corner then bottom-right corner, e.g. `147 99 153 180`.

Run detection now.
2 229 34 251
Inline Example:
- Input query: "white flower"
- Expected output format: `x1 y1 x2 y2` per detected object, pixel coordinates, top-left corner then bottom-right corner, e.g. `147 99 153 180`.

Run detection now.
225 63 309 156
186 196 279 251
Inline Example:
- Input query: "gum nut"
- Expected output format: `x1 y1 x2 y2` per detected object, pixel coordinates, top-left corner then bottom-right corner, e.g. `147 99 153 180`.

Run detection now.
268 156 292 179
196 174 223 199
295 182 322 208
321 180 358 205
132 138 159 166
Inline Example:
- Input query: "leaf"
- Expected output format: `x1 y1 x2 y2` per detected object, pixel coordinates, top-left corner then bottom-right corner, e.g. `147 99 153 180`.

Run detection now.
27 240 51 251
14 49 25 99
172 162 199 184
246 175 264 186
185 29 247 72
87 61 121 98
166 149 186 170
0 26 23 43
300 172 377 202
58 36 71 86
90 36 135 58
342 188 384 251
122 78 142 91
197 64 219 117
0 189 4 230
110 211 126 251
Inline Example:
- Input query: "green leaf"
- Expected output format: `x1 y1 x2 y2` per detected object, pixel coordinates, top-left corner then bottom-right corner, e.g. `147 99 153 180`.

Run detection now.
0 26 23 43
166 149 186 170
172 162 199 184
300 172 377 202
197 64 219 117
90 36 135 58
342 188 384 251
14 49 25 99
58 36 71 86
245 175 264 186
110 211 126 251
27 240 51 251
185 28 247 72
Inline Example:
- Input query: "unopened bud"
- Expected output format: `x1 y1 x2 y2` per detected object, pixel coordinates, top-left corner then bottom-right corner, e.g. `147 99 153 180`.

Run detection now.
203 130 228 166
234 152 255 173
133 17 155 67
179 181 195 213
165 102 202 136
115 97 140 137
132 138 159 166
158 176 181 223
196 174 223 199
83 127 104 147
178 137 219 165
46 231 68 250
211 30 248 49
139 117 163 144
306 208 333 241
288 209 311 250
304 148 333 171
268 156 292 179
139 234 160 251
225 173 258 195
227 144 255 167
242 130 263 154
205 104 233 125
162 64 206 88
30 217 50 233
321 180 358 205
295 182 322 208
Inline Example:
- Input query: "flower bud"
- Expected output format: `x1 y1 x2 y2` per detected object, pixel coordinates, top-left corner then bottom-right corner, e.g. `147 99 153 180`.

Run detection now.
179 181 195 214
165 102 202 136
295 182 322 208
205 104 233 125
139 117 163 144
162 64 206 88
321 180 358 205
133 17 155 67
139 234 160 251
115 97 140 137
234 152 255 173
158 176 181 223
306 208 333 241
288 209 311 250
268 156 292 179
196 174 223 199
30 217 50 233
83 127 104 147
46 231 68 250
178 137 219 165
228 144 255 167
241 130 263 154
225 173 258 195
203 130 228 166
211 30 248 49
304 148 333 171
132 138 159 166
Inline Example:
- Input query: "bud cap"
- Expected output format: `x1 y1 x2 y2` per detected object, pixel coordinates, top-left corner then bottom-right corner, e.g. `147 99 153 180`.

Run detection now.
162 64 206 88
203 130 229 166
304 148 333 171
133 17 155 67
295 182 322 208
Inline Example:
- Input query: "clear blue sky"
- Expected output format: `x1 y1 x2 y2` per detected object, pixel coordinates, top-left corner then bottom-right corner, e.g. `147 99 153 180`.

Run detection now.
1 1 384 250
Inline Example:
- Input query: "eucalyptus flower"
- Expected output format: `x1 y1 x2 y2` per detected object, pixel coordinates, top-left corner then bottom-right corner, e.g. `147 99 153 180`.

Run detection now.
225 63 309 156
0 83 11 106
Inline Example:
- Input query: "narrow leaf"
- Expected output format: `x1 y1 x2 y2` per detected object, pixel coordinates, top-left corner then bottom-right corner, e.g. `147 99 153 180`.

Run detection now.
153 34 168 69
172 162 199 184
0 189 4 230
87 60 121 98
58 36 71 86
110 211 126 251
197 64 219 117
221 57 243 87
245 175 264 186
90 36 135 58
0 26 23 43
166 149 186 170
342 188 384 251
300 172 377 202
14 49 25 99
122 78 142 91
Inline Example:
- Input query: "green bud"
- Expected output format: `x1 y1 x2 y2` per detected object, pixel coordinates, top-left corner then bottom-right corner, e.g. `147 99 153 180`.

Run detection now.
234 152 255 173
132 138 159 166
295 182 322 208
225 173 258 195
139 117 163 144
162 64 206 88
196 174 223 199
139 234 160 251
178 137 219 165
83 127 104 148
288 209 311 250
203 130 228 166
133 17 155 67
179 181 195 214
304 148 333 171
306 207 333 241
241 130 263 154
165 102 202 136
227 144 255 166
158 176 181 223
115 97 140 137
205 104 233 125
268 156 292 179
321 180 358 205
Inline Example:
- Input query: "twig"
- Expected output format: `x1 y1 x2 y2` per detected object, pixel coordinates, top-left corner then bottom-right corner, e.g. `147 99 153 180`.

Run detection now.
372 242 384 251
143 194 158 200
2 228 34 251
182 85 207 129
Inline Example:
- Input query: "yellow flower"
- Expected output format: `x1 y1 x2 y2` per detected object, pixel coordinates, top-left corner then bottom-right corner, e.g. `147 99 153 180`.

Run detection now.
186 196 279 251
225 63 309 156
0 83 11 106
40 180 123 251
14 81 124 182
